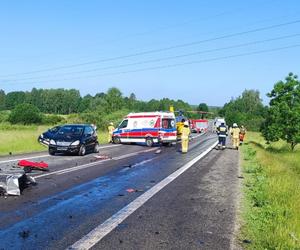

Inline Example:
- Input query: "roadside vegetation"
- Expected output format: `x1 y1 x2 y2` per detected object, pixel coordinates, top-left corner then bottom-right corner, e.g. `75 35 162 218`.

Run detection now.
0 87 216 155
240 132 300 249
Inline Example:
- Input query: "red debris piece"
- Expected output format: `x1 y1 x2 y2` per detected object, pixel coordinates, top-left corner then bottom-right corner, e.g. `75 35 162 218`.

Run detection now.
126 188 135 193
18 160 49 171
94 155 110 160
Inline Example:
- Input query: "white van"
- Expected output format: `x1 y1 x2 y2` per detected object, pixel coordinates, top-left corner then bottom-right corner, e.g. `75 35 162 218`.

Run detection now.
112 112 177 147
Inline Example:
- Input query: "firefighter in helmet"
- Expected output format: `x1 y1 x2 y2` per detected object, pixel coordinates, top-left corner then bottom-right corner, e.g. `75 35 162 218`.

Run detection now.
231 123 240 150
217 122 228 149
181 121 190 153
107 122 115 143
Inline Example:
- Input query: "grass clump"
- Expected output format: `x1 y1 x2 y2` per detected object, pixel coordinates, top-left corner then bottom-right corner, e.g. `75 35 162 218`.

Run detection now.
240 132 300 250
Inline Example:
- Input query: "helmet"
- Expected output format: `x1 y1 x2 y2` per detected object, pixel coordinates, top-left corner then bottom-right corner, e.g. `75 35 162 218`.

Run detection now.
233 123 238 127
109 122 113 126
184 121 189 126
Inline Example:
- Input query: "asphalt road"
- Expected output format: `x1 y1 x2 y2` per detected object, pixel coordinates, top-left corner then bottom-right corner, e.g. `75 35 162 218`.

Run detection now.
0 132 240 250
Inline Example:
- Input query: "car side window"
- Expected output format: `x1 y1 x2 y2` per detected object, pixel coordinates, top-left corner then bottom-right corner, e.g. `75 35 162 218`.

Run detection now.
84 126 93 136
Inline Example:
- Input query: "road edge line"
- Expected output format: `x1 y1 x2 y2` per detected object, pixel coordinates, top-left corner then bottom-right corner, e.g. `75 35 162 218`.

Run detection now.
68 140 218 250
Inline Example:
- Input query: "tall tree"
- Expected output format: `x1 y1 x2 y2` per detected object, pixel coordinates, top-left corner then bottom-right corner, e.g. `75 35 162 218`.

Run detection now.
0 89 6 110
262 73 300 150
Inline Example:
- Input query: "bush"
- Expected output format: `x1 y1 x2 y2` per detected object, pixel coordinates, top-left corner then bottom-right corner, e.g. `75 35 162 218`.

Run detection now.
8 104 42 125
41 114 65 125
0 111 10 123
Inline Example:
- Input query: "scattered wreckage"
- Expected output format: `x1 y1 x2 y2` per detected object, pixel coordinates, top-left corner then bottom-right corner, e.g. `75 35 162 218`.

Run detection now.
0 160 48 196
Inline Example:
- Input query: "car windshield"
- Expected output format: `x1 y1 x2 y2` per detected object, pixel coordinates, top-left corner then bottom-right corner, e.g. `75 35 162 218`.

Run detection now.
58 126 84 136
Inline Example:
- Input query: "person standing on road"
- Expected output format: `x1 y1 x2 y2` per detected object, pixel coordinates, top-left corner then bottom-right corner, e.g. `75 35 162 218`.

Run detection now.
107 122 115 143
231 123 240 150
181 121 190 153
239 125 246 145
217 122 228 149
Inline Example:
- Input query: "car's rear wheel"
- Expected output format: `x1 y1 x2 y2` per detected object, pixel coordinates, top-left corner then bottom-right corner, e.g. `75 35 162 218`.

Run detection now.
79 145 86 156
94 142 100 153
146 137 153 147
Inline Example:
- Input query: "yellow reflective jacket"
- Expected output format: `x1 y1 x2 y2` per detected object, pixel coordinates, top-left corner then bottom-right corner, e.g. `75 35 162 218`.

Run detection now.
108 125 115 134
181 126 190 140
231 127 240 139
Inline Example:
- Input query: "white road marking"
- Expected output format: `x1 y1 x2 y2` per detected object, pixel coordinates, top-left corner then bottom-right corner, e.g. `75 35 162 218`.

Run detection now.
68 140 218 250
0 144 121 164
34 148 157 179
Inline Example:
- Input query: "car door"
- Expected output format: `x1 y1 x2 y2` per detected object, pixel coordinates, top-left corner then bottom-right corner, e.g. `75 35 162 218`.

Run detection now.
83 126 94 150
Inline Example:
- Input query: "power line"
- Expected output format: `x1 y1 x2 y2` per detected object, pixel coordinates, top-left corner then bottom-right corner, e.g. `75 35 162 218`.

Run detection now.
4 33 300 82
2 44 298 86
1 19 299 78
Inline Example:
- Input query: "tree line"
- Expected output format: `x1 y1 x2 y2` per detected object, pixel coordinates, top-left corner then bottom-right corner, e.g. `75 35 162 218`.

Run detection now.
0 87 213 129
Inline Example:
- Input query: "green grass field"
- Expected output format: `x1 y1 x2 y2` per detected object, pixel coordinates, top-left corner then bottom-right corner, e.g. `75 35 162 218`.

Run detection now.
0 123 108 156
240 132 300 249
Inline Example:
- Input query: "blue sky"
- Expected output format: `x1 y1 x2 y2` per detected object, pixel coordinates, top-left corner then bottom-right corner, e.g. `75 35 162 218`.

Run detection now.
0 0 300 106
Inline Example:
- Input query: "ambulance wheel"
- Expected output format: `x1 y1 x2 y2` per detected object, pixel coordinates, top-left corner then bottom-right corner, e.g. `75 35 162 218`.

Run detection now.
113 137 120 144
162 142 172 147
79 145 86 156
146 138 153 147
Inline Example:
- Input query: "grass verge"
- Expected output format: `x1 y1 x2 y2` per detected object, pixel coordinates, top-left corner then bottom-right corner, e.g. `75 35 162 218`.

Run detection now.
240 132 300 249
0 123 108 156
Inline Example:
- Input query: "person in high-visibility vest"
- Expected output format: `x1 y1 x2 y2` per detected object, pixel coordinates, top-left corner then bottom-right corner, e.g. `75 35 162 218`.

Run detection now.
231 123 240 150
181 121 190 153
107 122 115 143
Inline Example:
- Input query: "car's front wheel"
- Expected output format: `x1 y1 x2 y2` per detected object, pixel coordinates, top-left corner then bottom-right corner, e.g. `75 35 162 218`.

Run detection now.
113 137 121 144
79 145 86 156
49 148 56 156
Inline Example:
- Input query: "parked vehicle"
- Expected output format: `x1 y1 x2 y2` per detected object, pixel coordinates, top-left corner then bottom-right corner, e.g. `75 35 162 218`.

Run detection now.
112 112 177 147
190 119 208 133
38 125 61 146
48 124 99 156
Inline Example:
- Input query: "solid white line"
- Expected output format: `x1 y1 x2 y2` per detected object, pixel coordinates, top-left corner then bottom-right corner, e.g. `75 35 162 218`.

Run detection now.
34 148 157 179
68 140 218 250
0 144 121 164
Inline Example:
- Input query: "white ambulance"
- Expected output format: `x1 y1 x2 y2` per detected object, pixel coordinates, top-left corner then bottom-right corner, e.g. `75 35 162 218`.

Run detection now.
112 112 177 147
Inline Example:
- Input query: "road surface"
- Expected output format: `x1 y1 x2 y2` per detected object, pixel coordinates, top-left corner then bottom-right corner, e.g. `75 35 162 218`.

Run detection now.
0 132 240 250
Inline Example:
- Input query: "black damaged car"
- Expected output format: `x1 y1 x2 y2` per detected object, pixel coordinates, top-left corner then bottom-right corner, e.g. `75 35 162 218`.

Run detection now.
48 124 99 156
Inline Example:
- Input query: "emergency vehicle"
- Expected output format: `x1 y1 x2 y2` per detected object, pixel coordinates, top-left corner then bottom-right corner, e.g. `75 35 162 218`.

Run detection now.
190 119 208 133
112 112 177 147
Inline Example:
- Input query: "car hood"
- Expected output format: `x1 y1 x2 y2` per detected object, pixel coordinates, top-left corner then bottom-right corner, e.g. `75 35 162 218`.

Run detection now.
52 134 82 142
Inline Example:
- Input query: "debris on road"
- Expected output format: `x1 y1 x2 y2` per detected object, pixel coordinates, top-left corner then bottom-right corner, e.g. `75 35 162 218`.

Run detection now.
126 188 135 193
18 160 49 172
0 164 37 196
155 149 162 154
126 188 144 193
94 155 111 160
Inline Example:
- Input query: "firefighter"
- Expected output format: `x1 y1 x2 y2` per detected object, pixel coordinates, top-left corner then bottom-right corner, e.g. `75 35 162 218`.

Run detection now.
177 118 185 140
181 121 190 153
217 122 228 149
239 125 246 145
231 123 240 150
107 122 115 143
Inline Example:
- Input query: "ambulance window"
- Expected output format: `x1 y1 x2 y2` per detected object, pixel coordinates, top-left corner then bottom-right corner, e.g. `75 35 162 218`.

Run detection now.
162 119 175 129
119 119 128 128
